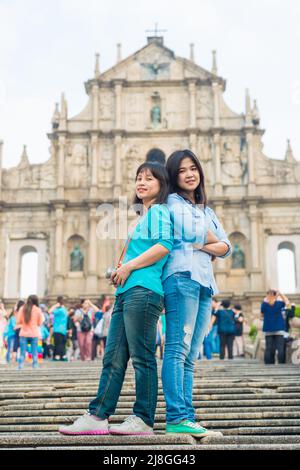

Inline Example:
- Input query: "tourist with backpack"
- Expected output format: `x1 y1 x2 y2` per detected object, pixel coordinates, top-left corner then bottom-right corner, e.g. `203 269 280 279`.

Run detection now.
74 299 99 361
211 299 236 359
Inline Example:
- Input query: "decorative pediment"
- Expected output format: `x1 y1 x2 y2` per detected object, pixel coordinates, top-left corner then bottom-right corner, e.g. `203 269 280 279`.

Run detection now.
96 40 223 83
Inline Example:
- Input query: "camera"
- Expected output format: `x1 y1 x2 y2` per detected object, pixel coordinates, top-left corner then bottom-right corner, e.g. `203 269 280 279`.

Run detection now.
105 267 115 279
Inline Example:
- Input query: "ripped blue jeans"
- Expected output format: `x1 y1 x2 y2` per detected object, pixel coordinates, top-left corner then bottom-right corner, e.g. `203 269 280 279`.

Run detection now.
162 272 212 424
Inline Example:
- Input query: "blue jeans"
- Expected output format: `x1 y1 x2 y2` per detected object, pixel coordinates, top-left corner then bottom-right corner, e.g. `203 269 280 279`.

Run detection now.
18 337 39 368
89 286 163 427
6 336 16 363
162 272 212 424
203 324 220 359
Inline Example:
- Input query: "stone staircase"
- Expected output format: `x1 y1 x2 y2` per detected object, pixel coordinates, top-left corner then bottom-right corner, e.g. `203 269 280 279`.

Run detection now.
1 359 300 450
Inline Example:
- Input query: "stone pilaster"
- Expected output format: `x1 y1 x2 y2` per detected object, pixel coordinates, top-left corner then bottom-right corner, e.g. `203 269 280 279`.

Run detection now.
248 204 262 290
114 80 123 130
213 203 229 289
90 133 98 199
92 83 99 130
188 80 197 128
212 132 223 196
54 204 65 293
189 133 197 154
246 131 256 196
86 205 98 293
212 82 220 128
57 134 66 199
114 133 122 198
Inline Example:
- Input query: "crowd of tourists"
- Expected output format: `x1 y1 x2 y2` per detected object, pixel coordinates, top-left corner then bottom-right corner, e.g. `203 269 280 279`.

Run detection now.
0 296 114 367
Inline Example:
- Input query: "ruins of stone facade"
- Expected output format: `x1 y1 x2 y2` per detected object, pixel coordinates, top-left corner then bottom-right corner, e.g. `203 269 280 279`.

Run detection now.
1 37 300 320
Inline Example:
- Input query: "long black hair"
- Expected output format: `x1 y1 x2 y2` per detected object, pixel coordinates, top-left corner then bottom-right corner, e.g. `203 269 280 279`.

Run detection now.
24 295 39 324
133 162 170 211
166 149 207 207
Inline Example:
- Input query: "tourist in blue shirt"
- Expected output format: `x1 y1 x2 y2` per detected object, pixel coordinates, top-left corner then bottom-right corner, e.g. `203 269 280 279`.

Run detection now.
162 149 232 438
261 290 290 364
3 310 17 364
49 296 68 361
211 299 236 359
59 161 173 437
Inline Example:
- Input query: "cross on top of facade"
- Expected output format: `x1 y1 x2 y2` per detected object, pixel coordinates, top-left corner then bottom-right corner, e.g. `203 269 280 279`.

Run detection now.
145 22 167 37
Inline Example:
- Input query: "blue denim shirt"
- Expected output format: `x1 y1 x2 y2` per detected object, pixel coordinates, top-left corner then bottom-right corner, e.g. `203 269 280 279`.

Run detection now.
162 193 232 295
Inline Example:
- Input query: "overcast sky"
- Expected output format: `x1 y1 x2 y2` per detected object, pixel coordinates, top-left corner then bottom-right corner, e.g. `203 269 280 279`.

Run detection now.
1 0 300 169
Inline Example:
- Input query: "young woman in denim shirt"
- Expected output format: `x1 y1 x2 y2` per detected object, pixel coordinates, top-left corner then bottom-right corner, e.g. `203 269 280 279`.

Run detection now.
59 162 173 436
162 149 232 437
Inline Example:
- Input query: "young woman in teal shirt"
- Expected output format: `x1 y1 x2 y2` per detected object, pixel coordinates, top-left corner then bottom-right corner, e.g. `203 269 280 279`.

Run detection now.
60 162 173 436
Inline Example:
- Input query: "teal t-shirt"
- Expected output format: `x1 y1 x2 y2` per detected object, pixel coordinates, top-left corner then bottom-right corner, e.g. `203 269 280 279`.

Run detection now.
116 204 173 297
53 306 68 335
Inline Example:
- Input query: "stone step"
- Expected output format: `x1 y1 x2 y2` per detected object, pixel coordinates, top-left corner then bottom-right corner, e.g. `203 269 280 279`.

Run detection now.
2 390 300 400
0 416 300 428
2 404 300 415
2 397 300 409
1 433 300 449
2 425 300 436
1 409 300 421
0 433 196 447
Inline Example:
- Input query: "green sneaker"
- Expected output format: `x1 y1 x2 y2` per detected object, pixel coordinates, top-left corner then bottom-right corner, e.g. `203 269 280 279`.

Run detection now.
166 420 222 438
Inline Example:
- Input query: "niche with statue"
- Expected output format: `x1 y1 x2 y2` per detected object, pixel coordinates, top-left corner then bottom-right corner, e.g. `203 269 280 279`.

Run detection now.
229 232 248 271
67 235 85 275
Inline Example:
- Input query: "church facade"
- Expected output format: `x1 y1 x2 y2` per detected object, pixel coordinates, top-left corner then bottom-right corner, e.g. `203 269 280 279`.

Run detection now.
1 36 300 320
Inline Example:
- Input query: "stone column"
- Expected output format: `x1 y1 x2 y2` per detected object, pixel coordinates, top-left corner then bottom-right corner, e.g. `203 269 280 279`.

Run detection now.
0 140 3 200
57 135 66 199
246 131 256 196
212 82 220 128
114 80 123 130
249 204 262 290
189 133 197 154
54 204 65 293
188 80 197 128
114 133 122 198
92 83 99 130
213 203 229 290
90 133 98 199
213 132 222 196
87 205 98 293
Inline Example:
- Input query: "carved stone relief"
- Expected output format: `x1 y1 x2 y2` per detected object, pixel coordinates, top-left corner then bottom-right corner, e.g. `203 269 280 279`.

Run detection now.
65 143 88 188
138 48 171 80
221 137 247 184
99 142 113 184
197 88 213 118
99 92 114 120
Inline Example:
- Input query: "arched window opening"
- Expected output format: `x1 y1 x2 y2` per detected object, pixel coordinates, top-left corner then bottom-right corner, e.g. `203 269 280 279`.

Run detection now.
20 247 38 298
277 242 296 294
146 148 166 165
